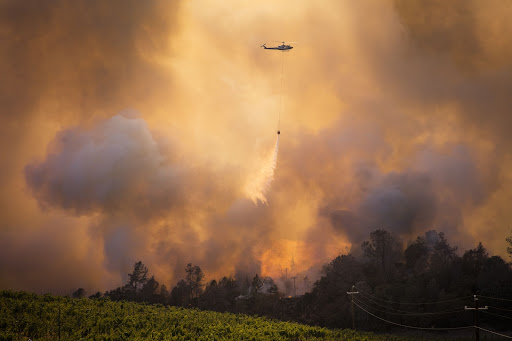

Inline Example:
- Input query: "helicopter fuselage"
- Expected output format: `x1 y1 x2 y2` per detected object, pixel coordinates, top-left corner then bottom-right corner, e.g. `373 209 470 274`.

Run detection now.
261 44 293 51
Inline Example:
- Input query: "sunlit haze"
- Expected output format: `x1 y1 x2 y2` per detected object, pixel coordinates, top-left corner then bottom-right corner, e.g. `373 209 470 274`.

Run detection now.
1 0 512 294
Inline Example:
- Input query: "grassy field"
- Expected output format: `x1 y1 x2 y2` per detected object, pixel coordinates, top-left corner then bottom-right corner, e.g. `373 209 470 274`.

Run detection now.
0 290 428 341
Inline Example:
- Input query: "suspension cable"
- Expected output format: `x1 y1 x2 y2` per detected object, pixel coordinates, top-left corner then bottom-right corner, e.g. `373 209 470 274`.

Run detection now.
480 310 512 321
353 297 465 316
488 305 512 313
478 295 512 303
277 51 285 132
352 300 474 331
476 326 512 339
356 292 462 314
355 286 472 305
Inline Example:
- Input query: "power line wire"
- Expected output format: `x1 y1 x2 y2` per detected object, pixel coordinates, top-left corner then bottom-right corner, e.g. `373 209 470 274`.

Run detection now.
355 286 472 306
357 290 464 313
478 295 512 303
352 286 512 338
356 292 421 313
488 306 512 313
476 326 512 339
353 297 465 316
352 300 474 331
480 310 512 321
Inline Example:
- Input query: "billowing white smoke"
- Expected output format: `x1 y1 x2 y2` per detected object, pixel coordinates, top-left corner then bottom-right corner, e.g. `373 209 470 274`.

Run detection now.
244 135 280 205
25 114 184 215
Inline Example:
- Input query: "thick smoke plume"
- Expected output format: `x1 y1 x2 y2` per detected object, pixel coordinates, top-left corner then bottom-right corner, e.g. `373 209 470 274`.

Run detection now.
1 0 512 294
26 115 183 216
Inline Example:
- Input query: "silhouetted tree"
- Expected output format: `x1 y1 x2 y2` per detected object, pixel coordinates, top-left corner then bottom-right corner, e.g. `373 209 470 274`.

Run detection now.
89 292 102 299
200 276 241 312
431 232 458 263
72 288 86 299
170 279 192 307
105 260 154 302
462 242 488 276
169 263 205 307
361 229 401 283
251 274 263 295
311 254 363 328
477 255 512 301
140 276 161 303
264 277 279 295
404 236 429 273
77 229 512 333
428 232 460 290
105 286 128 301
218 276 240 309
198 279 242 312
159 284 169 303
128 261 149 291
199 280 219 310
185 263 204 299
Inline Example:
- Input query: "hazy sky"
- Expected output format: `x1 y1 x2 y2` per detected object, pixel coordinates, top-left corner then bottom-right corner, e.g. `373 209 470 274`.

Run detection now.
1 0 512 294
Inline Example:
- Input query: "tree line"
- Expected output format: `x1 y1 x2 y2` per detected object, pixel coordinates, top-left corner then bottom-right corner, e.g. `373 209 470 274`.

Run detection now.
74 229 512 333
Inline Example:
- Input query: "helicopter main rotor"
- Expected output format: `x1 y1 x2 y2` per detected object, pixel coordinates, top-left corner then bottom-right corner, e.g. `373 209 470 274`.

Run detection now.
273 41 298 44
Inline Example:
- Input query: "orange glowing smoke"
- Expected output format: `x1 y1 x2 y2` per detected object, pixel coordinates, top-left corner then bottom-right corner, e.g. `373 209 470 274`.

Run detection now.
259 237 352 279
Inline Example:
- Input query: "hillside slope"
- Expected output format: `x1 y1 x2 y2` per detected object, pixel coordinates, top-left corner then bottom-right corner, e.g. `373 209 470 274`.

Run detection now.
0 291 423 340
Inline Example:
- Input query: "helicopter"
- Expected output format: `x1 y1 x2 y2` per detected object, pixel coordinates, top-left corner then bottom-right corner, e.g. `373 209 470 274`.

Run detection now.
261 41 296 51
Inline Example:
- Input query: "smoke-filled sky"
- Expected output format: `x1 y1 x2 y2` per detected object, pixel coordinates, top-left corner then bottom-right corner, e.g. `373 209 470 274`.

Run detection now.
2 0 512 294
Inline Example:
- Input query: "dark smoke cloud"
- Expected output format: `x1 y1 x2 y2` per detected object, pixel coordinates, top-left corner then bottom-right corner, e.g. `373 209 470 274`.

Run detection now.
23 113 273 284
23 111 280 285
25 115 185 217
281 115 494 251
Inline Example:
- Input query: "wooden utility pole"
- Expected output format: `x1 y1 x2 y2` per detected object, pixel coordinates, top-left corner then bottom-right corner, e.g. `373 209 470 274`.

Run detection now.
291 276 297 297
464 295 487 341
58 303 61 340
347 285 359 330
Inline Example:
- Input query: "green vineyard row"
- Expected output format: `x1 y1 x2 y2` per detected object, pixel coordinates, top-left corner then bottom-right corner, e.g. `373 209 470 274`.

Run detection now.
0 291 423 341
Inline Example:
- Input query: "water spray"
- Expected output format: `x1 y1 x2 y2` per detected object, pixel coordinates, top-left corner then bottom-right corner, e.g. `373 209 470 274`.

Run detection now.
244 42 290 204
244 134 280 204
